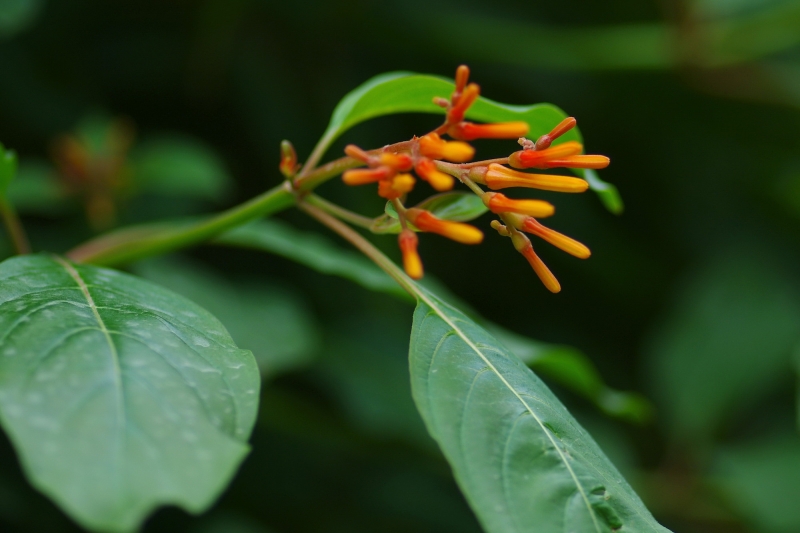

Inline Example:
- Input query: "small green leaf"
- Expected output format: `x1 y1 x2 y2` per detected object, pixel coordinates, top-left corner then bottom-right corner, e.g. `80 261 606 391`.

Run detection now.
316 71 617 211
0 254 259 532
131 136 233 200
376 192 488 234
215 219 409 300
0 142 18 197
409 287 670 533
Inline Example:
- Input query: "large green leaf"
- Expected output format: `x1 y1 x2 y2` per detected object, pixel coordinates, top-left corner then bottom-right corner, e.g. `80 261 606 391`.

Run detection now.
0 254 259 532
314 72 620 211
409 287 669 533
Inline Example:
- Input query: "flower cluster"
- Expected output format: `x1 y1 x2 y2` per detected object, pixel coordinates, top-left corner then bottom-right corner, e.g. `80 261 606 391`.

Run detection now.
337 66 610 292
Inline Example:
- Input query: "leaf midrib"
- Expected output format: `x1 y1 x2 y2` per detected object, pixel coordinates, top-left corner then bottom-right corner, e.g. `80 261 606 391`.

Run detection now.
416 290 602 533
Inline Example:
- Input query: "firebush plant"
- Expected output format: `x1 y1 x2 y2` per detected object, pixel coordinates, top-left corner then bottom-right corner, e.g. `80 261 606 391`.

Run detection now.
0 67 668 532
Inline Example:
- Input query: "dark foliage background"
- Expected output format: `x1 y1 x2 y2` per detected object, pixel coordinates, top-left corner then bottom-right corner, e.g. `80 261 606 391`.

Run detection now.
1 1 800 532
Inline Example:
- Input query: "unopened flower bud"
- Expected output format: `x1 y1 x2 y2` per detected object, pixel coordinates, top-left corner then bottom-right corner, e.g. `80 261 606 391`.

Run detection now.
279 140 298 178
380 152 413 171
508 141 583 169
448 121 530 141
406 208 483 244
378 173 416 199
398 229 423 279
345 144 371 162
482 192 555 218
447 83 480 124
484 163 588 193
490 219 510 237
419 133 474 163
519 217 591 259
343 166 391 186
454 65 470 95
511 232 561 293
537 155 610 169
415 159 455 191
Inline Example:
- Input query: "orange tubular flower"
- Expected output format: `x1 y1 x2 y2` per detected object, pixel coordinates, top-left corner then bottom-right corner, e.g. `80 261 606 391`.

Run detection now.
534 117 577 150
508 141 583 169
378 173 415 199
509 215 591 259
406 208 483 244
447 83 480 124
483 163 589 193
419 133 475 163
536 155 610 170
482 192 554 218
448 121 530 141
342 167 392 185
398 229 423 279
380 152 413 171
511 232 561 293
415 159 455 191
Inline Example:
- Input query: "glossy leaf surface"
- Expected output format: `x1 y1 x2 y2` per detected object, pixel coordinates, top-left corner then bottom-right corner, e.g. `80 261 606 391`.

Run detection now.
316 72 620 211
409 287 670 533
0 255 259 532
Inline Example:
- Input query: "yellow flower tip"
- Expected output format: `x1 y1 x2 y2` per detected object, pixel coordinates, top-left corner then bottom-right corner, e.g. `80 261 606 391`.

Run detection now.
406 208 484 245
418 133 475 163
415 159 455 191
279 140 298 178
510 232 560 292
449 121 530 141
344 144 371 162
377 174 415 199
399 229 424 279
342 167 391 186
483 192 555 218
484 164 588 193
541 155 610 170
522 217 591 259
380 152 413 171
508 141 584 169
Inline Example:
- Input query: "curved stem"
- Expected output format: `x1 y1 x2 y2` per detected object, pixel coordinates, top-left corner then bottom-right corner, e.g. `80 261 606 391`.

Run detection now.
298 200 418 298
68 182 296 266
304 194 375 229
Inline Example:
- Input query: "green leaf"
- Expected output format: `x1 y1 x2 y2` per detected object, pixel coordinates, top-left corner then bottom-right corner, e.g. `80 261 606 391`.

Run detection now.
409 287 670 533
0 0 44 39
316 71 617 211
215 219 409 300
134 256 319 378
376 192 488 234
487 324 652 423
715 435 800 533
131 136 233 200
0 142 18 196
0 254 259 532
646 251 800 442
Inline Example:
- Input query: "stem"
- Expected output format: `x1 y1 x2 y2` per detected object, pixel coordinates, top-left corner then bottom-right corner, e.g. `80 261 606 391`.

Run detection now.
298 200 418 298
460 174 486 196
294 155 361 192
304 194 375 229
0 197 30 255
68 182 296 266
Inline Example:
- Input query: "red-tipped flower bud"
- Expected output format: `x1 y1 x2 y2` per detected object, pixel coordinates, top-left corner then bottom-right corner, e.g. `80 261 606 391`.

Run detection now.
516 216 591 259
508 141 583 169
447 83 480 124
399 229 423 279
406 208 483 244
279 140 298 178
484 164 588 193
448 121 530 141
482 192 555 218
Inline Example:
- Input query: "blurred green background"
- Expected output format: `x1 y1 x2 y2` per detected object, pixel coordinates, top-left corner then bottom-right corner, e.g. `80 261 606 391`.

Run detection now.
2 0 800 532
